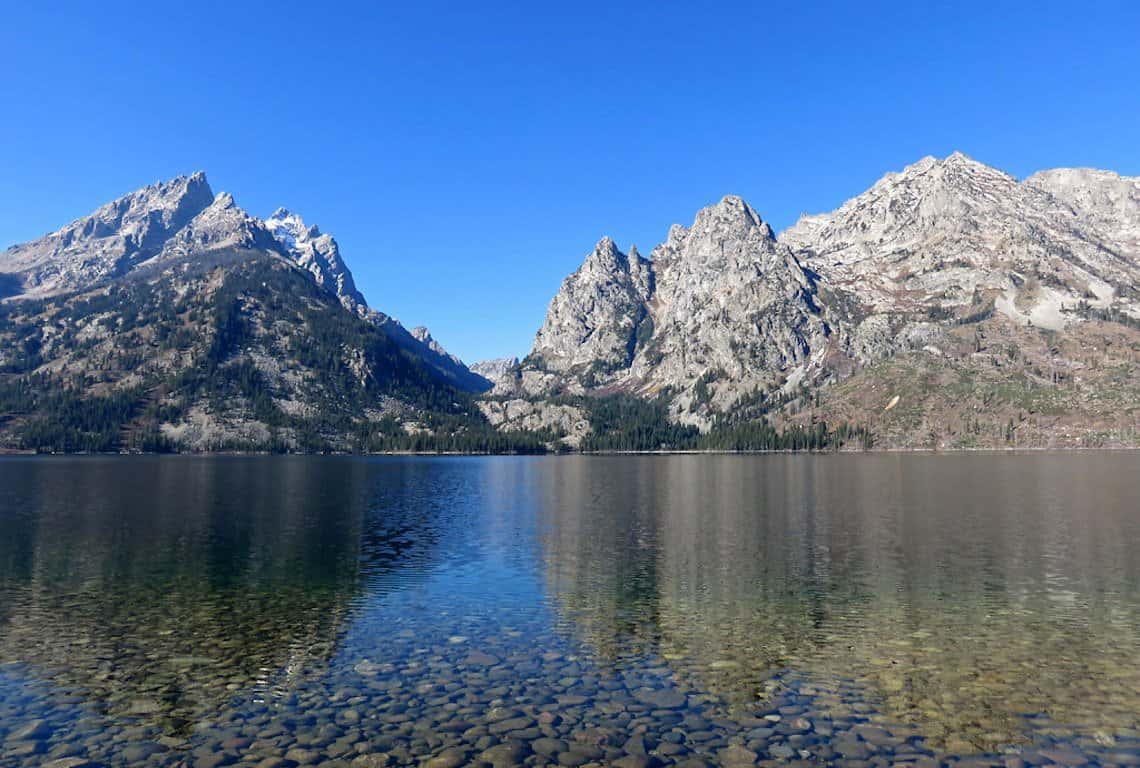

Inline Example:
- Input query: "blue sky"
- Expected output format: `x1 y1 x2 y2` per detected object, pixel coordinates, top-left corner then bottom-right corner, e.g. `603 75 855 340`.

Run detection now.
2 2 1138 362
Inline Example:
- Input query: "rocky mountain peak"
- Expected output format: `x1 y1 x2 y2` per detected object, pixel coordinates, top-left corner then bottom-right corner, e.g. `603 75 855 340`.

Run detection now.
655 195 779 278
898 151 1012 194
514 154 1140 439
393 323 486 389
695 195 770 234
781 152 1140 339
156 190 280 261
265 208 322 247
127 170 213 209
1 171 219 296
657 196 775 260
1026 167 1140 259
581 236 636 276
469 357 520 387
587 235 619 259
522 193 830 422
530 236 655 379
260 207 366 314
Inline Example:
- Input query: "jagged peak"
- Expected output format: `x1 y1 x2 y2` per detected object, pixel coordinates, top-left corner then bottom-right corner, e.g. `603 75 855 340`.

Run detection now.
581 235 630 270
142 170 209 188
712 194 761 219
407 325 469 369
18 172 217 250
901 151 1009 182
265 208 322 240
717 194 754 210
265 207 303 226
779 152 1027 252
813 152 1018 220
880 151 990 180
594 235 618 253
690 195 772 240
88 171 213 213
130 171 213 203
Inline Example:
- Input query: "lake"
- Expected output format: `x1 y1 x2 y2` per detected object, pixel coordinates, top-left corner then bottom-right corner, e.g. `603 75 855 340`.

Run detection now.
0 454 1138 767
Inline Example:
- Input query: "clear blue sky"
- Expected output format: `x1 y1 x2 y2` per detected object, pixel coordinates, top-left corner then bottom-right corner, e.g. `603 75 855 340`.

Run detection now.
2 2 1138 363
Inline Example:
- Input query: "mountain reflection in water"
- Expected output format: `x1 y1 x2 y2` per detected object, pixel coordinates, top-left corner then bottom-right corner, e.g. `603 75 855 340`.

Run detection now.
0 454 1137 767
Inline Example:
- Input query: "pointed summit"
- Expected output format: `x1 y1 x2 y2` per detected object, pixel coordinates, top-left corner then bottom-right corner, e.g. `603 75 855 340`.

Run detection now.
530 233 656 377
715 194 762 218
264 208 320 249
593 235 619 254
261 208 366 313
524 190 826 425
1 171 216 296
582 236 627 272
709 194 764 223
781 151 1138 324
157 188 280 260
688 195 773 242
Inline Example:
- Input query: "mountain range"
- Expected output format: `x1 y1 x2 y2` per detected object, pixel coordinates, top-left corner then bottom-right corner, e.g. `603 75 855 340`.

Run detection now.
2 153 1138 452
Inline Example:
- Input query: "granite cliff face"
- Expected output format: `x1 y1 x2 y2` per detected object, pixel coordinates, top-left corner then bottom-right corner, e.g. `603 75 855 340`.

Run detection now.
782 153 1139 342
259 207 486 389
633 196 831 419
0 174 488 396
531 237 654 379
2 173 216 297
469 357 519 387
503 153 1140 445
264 207 367 314
1025 167 1140 261
511 199 832 426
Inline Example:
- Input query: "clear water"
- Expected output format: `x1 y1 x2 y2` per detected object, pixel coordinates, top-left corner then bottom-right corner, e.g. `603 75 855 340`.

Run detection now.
0 454 1138 767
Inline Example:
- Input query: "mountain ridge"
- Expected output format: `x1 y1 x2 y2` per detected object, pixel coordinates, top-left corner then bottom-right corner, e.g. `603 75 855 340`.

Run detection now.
0 174 509 453
3 154 1138 452
494 152 1140 448
0 172 490 394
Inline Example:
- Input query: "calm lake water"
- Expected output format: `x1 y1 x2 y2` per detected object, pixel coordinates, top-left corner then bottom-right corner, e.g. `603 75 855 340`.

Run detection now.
1 455 1138 768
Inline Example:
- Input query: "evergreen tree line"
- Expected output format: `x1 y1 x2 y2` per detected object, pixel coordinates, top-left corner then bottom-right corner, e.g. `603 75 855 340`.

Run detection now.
576 394 873 452
0 374 146 453
1075 300 1140 330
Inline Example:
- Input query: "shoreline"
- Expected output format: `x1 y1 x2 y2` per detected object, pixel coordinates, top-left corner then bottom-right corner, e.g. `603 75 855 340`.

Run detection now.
2 446 1138 458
